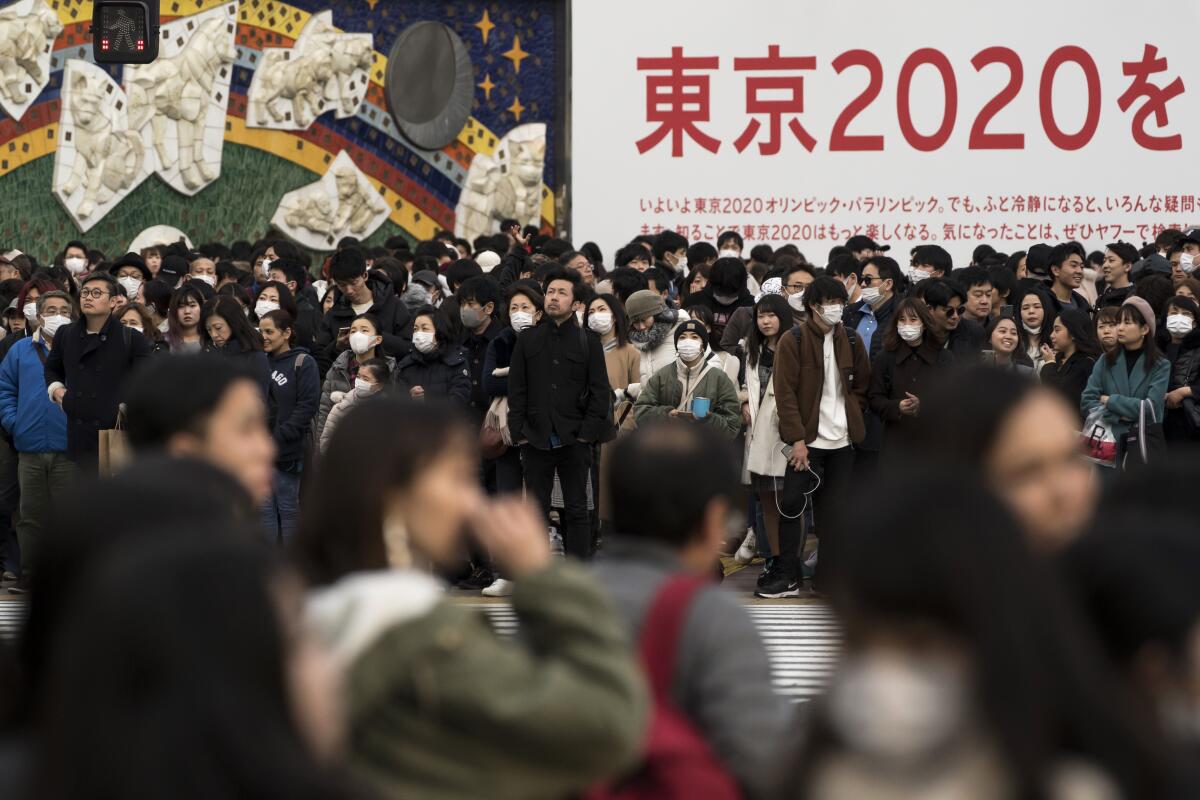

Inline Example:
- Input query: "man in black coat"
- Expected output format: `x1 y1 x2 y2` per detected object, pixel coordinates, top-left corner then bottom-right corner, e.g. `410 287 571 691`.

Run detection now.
508 267 611 559
841 256 900 477
45 273 151 472
922 278 985 364
456 275 503 427
316 248 412 374
267 256 322 353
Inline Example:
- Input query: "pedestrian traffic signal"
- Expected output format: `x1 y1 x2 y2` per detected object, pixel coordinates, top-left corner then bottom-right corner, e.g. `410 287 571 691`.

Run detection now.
92 1 159 64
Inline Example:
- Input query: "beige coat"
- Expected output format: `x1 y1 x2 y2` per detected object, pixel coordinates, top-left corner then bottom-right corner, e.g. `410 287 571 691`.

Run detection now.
742 351 787 482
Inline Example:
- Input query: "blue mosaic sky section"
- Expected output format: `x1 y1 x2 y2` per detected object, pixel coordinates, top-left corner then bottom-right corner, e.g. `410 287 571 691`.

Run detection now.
319 0 561 187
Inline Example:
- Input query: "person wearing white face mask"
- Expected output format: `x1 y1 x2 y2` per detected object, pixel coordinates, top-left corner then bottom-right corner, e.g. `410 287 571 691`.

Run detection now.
188 257 218 288
318 358 390 454
632 320 741 440
1162 296 1200 442
867 298 951 449
768 276 871 598
0 290 79 594
842 256 900 484
653 230 690 276
315 314 395 442
395 307 471 406
60 240 89 278
108 252 152 306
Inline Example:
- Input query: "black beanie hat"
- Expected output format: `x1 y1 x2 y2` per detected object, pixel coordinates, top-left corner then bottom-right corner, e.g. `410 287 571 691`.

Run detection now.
673 318 709 352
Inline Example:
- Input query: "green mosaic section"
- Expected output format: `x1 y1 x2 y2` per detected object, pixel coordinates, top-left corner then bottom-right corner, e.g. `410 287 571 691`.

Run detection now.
0 144 415 263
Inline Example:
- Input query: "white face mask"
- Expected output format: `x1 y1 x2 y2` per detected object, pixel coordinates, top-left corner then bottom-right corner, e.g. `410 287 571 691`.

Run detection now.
787 291 806 312
193 273 216 287
40 314 70 338
911 268 931 283
510 311 535 332
117 276 142 297
255 300 280 319
713 291 740 306
897 323 923 343
859 286 881 305
587 311 613 334
676 338 703 362
820 304 844 326
125 323 143 333
1022 322 1041 335
259 257 273 277
1182 253 1197 273
22 302 37 323
1165 314 1195 335
718 249 741 259
412 330 436 353
829 654 967 766
64 256 87 275
353 377 377 397
673 254 688 273
348 330 375 355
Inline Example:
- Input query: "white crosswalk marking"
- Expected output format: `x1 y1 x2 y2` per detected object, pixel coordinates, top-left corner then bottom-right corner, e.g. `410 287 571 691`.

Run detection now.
0 600 841 702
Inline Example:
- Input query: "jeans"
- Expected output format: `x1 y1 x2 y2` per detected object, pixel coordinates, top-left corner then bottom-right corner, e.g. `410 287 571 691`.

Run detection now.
17 451 80 574
261 467 302 546
522 443 593 559
777 445 856 586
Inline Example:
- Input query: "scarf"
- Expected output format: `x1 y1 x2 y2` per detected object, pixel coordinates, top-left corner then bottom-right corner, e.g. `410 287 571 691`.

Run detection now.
630 319 673 352
675 356 714 411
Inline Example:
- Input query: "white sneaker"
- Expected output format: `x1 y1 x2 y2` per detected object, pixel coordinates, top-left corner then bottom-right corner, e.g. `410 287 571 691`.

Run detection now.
482 578 514 597
734 529 757 564
549 525 564 557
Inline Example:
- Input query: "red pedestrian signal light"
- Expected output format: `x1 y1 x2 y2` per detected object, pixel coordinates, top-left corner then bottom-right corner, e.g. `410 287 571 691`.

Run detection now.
91 1 159 64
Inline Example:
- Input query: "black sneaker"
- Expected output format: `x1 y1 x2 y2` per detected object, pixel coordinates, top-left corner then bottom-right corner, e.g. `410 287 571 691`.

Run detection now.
756 556 778 589
755 571 801 599
455 566 494 591
7 575 31 595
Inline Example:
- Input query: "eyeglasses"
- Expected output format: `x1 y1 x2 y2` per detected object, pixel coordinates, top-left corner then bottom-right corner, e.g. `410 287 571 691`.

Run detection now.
79 289 110 299
785 283 807 292
940 306 963 317
860 275 888 286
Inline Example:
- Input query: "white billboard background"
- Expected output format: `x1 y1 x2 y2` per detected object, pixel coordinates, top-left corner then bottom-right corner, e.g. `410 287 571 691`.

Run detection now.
571 0 1200 266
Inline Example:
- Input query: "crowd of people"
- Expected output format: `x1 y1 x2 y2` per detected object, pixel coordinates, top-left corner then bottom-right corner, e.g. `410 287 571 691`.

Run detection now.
0 222 1196 799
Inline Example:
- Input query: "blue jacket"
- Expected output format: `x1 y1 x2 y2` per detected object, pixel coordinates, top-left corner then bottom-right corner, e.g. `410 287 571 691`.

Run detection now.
0 334 67 453
1080 350 1171 439
266 347 320 465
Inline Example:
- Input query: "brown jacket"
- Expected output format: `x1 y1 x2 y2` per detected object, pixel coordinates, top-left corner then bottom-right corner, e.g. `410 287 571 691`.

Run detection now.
773 319 871 446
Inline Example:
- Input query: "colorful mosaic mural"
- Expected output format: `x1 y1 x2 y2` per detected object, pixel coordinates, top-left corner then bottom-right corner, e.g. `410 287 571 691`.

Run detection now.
0 0 564 257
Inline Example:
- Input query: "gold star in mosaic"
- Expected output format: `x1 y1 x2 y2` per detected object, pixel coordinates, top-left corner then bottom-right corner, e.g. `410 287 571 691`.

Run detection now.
507 95 525 121
478 73 496 101
365 0 379 9
474 9 495 45
503 35 529 74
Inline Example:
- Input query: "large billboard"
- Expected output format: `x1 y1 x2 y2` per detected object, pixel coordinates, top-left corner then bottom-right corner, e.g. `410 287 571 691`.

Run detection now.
571 0 1199 263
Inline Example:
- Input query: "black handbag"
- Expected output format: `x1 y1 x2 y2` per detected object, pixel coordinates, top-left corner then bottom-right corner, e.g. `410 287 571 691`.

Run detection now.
1181 397 1200 434
1121 398 1166 469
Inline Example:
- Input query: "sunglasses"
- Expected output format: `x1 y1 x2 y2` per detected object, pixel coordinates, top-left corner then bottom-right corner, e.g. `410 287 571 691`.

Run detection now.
940 306 963 317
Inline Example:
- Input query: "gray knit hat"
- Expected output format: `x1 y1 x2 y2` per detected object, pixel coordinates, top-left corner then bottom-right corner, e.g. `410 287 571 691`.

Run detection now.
1122 295 1156 338
624 289 667 322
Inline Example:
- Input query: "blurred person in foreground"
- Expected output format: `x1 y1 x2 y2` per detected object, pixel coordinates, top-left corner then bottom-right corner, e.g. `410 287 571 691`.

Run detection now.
292 398 646 800
901 367 1096 553
785 468 1164 800
124 354 276 504
34 535 367 800
594 420 792 799
1060 453 1200 798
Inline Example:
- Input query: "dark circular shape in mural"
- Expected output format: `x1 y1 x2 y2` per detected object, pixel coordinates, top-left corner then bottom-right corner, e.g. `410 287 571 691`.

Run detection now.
385 21 474 151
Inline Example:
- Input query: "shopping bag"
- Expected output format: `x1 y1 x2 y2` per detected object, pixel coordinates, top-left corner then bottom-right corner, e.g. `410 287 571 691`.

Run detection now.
1080 405 1117 468
98 423 130 478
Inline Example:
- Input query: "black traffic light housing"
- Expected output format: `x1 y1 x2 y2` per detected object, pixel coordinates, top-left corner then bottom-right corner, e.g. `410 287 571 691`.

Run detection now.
91 1 160 64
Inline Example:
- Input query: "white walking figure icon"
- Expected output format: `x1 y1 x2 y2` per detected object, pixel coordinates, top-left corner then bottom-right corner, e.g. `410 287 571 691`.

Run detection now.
107 10 139 50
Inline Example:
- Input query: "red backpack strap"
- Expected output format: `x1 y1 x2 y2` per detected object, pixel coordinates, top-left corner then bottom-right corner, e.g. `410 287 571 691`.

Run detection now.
638 575 710 699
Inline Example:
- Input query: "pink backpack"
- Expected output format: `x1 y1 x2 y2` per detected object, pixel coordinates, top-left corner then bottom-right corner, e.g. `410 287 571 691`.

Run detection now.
586 575 742 800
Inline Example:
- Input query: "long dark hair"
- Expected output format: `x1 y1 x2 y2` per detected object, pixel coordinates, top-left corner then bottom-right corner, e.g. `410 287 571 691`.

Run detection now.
202 295 263 352
254 280 299 324
36 536 363 800
1011 284 1057 354
746 294 792 368
166 282 212 348
881 296 942 352
1055 307 1101 360
585 293 631 347
292 399 471 586
789 466 1164 799
1108 305 1161 368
